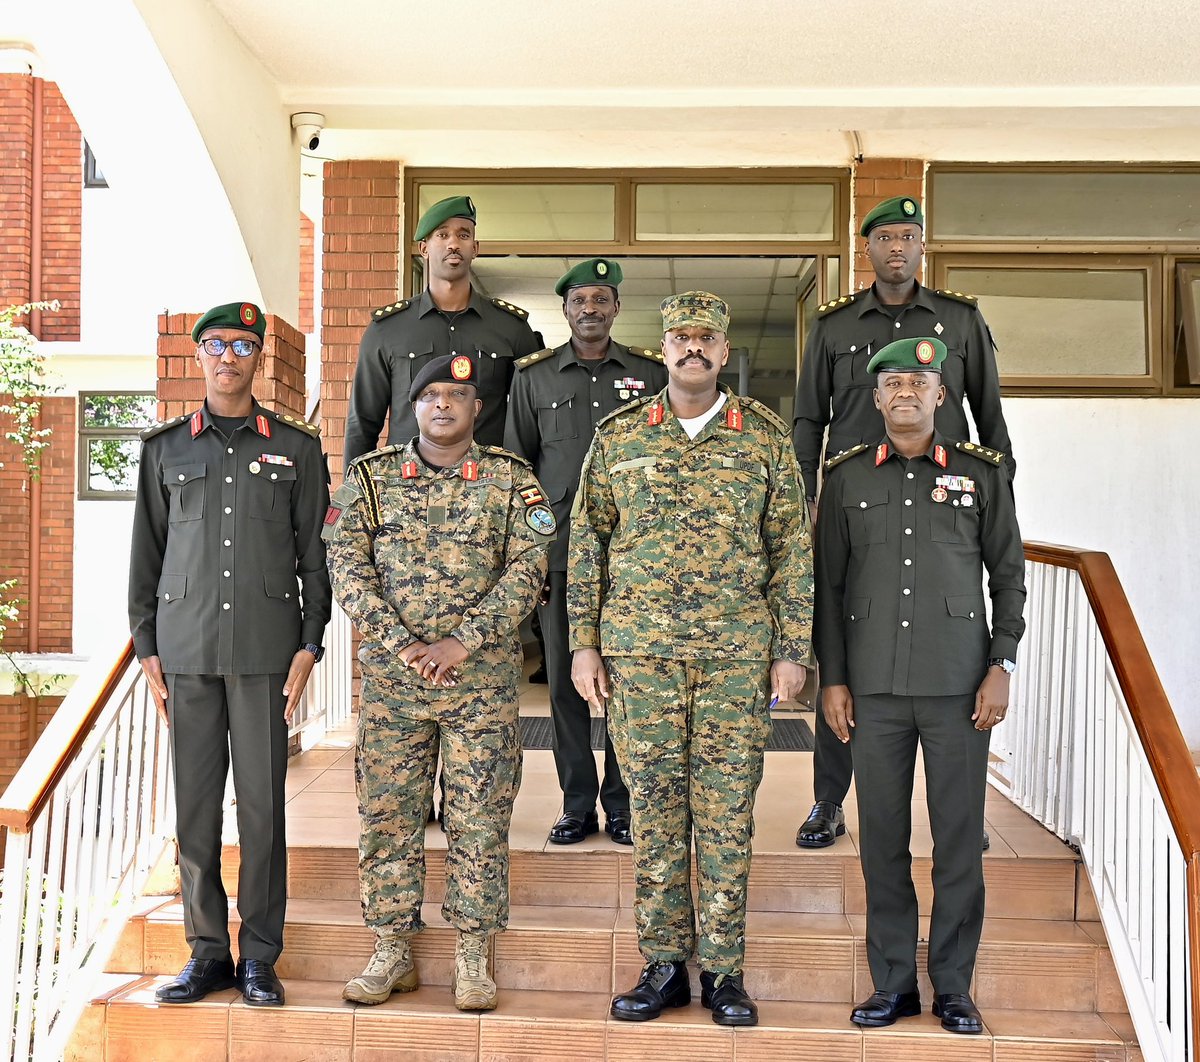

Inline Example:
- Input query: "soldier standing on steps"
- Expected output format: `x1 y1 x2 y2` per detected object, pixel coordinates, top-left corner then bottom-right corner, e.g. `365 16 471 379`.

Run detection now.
791 194 1014 853
325 354 553 1012
814 337 1025 1035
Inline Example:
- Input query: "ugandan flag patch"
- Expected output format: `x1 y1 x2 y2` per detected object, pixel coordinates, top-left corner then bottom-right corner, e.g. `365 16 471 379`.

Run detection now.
519 484 545 506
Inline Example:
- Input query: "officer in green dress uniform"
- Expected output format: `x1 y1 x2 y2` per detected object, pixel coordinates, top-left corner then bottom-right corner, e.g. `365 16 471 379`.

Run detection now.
792 195 1015 850
504 258 667 846
813 336 1025 1034
344 195 541 468
128 301 332 1008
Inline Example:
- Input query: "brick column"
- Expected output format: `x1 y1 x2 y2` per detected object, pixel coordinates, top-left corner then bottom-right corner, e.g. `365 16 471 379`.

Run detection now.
299 212 315 334
851 157 926 289
0 75 34 319
320 160 401 485
155 312 307 422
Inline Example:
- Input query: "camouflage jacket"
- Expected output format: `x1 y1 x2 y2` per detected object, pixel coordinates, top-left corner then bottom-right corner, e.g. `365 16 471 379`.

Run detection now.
568 385 813 663
324 439 554 689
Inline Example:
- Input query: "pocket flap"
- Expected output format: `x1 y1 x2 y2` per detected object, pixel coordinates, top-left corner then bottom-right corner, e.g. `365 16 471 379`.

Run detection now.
536 391 576 411
946 593 984 620
846 596 870 621
157 574 187 601
264 572 299 601
258 463 297 482
164 463 206 486
844 489 888 511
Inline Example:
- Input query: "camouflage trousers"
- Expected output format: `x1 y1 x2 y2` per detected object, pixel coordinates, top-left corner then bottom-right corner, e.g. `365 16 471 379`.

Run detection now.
355 666 522 937
606 656 771 975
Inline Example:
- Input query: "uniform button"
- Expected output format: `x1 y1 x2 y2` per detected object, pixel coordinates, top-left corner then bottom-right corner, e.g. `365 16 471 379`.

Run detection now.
849 614 856 620
177 473 185 482
490 352 497 359
223 570 230 577
904 558 912 566
224 539 231 547
903 588 911 595
592 401 599 407
225 476 232 484
449 325 455 331
970 611 975 618
270 472 278 480
222 602 230 611
849 345 856 352
904 527 912 535
859 501 868 509
285 592 291 599
895 321 902 329
407 352 415 358
551 402 558 409
904 499 912 506
227 447 234 455
907 472 914 479
902 620 910 627
163 593 170 601
592 376 598 383
224 506 232 514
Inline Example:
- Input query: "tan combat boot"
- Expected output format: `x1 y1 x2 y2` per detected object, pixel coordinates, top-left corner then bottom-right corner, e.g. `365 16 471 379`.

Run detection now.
342 936 419 1004
452 930 497 1011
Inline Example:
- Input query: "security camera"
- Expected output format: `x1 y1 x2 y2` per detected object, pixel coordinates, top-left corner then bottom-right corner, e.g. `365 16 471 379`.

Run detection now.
290 112 325 153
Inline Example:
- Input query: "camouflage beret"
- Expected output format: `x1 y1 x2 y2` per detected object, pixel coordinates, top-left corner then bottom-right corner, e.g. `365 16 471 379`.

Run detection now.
867 336 946 374
191 301 265 342
414 195 476 241
660 290 730 333
555 258 623 296
860 195 924 236
409 354 479 401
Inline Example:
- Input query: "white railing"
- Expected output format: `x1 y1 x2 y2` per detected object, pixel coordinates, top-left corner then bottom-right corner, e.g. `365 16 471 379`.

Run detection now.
989 544 1199 1062
0 637 173 1062
287 601 354 746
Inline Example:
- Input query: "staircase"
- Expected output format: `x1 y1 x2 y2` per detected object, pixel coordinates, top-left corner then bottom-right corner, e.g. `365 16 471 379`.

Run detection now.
65 717 1140 1062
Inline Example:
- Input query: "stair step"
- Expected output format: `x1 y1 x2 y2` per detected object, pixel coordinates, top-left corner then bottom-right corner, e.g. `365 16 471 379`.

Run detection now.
108 900 1123 1014
76 976 1138 1062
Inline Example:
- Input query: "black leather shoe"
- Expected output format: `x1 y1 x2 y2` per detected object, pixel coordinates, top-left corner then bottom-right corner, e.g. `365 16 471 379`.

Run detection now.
529 663 548 684
549 810 599 845
933 993 984 1034
850 990 922 1027
983 831 990 851
154 957 237 1003
605 812 633 846
611 960 690 1021
238 958 285 1007
795 801 846 848
699 971 758 1026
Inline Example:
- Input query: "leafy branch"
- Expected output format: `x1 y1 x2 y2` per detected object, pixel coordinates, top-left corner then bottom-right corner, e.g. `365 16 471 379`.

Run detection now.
0 300 61 479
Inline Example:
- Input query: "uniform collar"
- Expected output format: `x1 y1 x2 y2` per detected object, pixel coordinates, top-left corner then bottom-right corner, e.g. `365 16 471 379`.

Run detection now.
872 429 952 468
189 399 272 439
647 384 743 437
415 286 484 319
856 280 938 318
401 437 485 478
555 339 630 372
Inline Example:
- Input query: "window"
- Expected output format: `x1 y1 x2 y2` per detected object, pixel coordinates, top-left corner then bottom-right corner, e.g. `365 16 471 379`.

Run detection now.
83 142 107 189
77 392 156 499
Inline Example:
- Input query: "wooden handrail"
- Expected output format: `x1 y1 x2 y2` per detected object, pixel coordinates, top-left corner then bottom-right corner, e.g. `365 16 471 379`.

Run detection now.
0 638 136 833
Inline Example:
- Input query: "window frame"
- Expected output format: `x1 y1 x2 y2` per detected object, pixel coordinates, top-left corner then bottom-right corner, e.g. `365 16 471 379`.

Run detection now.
76 390 156 501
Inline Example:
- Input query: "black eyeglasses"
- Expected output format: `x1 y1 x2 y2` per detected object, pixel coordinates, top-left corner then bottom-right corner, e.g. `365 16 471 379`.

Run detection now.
200 338 260 358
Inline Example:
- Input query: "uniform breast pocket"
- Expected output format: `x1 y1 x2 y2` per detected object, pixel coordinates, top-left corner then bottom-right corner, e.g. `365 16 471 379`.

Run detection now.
163 463 206 522
939 343 966 395
707 457 768 528
249 464 298 522
536 392 579 443
609 460 662 523
390 345 429 402
831 347 874 391
945 593 985 623
473 351 513 397
930 498 977 542
842 490 889 545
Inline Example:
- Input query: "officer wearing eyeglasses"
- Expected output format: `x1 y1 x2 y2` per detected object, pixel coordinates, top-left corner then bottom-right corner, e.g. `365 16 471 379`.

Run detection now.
129 301 332 1009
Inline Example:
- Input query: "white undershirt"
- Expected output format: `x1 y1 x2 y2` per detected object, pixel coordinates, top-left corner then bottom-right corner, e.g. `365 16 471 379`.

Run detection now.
676 392 727 439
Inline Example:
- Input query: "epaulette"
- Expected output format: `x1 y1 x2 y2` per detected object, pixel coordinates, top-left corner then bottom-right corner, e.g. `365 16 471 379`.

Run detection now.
480 444 532 469
739 395 790 435
492 297 529 320
956 440 1004 466
935 289 978 306
372 299 411 321
266 408 321 437
628 345 665 363
138 414 189 441
515 348 554 370
596 392 656 429
816 290 864 317
347 443 405 470
823 443 870 472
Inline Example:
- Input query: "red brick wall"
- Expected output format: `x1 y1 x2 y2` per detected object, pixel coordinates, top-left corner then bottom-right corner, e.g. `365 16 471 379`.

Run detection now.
0 395 75 654
320 160 400 484
299 213 315 334
0 693 64 791
156 313 307 422
0 75 81 339
852 157 925 290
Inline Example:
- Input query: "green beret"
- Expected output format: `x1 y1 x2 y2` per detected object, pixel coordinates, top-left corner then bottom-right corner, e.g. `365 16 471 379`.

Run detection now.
660 290 730 333
414 195 476 241
191 301 265 342
409 353 478 402
867 336 946 374
860 195 924 236
555 258 623 296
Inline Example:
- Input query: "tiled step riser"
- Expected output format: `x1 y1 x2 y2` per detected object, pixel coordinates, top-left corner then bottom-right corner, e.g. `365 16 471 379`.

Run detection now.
111 918 1120 1012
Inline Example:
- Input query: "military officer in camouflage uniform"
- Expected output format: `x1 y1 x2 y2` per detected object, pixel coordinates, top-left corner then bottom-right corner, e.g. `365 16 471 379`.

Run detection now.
344 195 541 468
504 257 667 847
792 195 1015 851
815 336 1025 1034
570 291 813 1027
129 301 332 1008
325 354 553 1012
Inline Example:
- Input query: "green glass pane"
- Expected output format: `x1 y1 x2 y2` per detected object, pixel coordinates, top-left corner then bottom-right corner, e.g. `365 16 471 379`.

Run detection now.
82 393 156 428
635 184 835 241
86 437 141 492
416 184 615 242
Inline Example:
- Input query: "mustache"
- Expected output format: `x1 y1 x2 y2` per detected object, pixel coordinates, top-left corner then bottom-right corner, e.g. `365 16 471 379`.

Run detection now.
679 353 712 367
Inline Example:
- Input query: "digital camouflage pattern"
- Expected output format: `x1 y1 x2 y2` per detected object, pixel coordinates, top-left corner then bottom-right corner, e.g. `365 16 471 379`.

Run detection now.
568 385 813 661
355 670 521 935
324 439 553 689
607 656 771 974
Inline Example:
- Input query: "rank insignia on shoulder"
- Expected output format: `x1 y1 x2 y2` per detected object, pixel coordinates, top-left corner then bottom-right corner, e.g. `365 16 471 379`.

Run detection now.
372 299 411 320
935 289 979 306
632 345 665 363
823 442 870 472
726 406 742 431
817 290 863 317
515 348 553 369
526 503 557 536
739 395 789 434
956 440 1005 466
492 297 529 319
647 402 664 426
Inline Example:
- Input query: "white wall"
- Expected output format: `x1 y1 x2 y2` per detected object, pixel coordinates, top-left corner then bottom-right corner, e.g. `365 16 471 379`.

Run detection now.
1005 398 1200 746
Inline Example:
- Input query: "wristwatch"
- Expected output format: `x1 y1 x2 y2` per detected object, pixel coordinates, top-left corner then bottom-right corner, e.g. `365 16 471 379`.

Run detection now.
987 657 1016 674
301 642 325 662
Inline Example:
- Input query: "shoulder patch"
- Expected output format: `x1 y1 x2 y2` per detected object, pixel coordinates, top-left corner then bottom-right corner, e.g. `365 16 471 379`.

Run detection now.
629 345 665 363
491 297 529 320
955 440 1004 466
935 289 979 306
514 348 554 370
347 443 405 471
265 408 321 437
372 299 411 321
738 395 789 435
596 392 656 430
823 443 870 472
138 414 189 442
480 444 532 469
816 290 863 317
